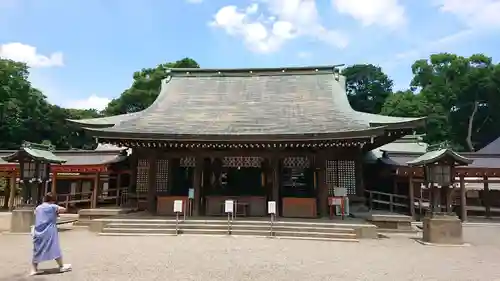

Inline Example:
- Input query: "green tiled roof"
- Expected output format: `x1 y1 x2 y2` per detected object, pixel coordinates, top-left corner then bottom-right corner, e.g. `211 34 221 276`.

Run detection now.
1 142 66 164
406 148 473 167
365 134 428 163
0 148 127 166
69 66 425 140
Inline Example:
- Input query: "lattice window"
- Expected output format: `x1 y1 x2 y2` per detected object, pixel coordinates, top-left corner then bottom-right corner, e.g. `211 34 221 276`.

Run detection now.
338 160 356 195
180 157 196 167
156 159 169 192
282 157 310 168
136 159 149 193
326 160 338 196
223 157 262 168
325 160 356 195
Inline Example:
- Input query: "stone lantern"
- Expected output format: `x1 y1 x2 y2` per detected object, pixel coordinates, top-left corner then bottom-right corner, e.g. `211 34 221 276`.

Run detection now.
407 147 472 245
1 142 65 233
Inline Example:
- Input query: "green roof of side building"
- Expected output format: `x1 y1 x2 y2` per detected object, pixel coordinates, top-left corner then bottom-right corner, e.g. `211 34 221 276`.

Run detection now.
406 148 474 167
68 66 425 141
1 142 66 164
365 134 428 163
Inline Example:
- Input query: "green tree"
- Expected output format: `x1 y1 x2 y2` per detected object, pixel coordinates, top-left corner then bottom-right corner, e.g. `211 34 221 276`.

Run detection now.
381 90 427 117
0 58 99 149
409 53 500 151
104 58 200 115
342 64 393 113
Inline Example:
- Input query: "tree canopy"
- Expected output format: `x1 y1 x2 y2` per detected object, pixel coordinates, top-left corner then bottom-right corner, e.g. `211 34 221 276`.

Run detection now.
1 53 499 152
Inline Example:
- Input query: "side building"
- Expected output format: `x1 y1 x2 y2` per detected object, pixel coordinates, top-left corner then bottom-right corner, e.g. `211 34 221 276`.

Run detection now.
0 147 131 210
69 66 425 218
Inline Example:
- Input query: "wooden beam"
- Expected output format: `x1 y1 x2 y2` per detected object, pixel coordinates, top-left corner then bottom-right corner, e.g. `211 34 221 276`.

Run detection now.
460 175 467 222
192 157 203 216
271 155 281 217
147 153 158 214
51 172 57 194
317 155 328 218
91 173 100 208
408 175 415 218
483 175 491 218
8 174 16 210
116 173 122 206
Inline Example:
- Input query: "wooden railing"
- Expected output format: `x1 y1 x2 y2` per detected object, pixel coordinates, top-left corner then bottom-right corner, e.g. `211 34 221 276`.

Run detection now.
0 195 22 208
98 187 129 206
57 190 93 209
365 190 410 213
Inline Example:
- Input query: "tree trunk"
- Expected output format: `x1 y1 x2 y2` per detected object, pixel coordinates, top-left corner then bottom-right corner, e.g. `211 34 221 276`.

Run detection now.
466 101 479 152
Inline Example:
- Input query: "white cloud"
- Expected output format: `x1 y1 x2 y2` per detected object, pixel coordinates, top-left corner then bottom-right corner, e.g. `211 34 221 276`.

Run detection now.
0 42 64 68
64 94 111 111
297 51 312 58
382 28 476 70
332 0 406 29
433 0 500 29
210 1 348 53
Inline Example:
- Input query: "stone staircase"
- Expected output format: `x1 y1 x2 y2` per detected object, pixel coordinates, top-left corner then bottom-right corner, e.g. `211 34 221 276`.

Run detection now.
98 219 362 242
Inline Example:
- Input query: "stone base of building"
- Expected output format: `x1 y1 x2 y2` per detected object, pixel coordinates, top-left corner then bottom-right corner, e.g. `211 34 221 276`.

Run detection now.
10 207 35 233
422 213 463 245
368 214 414 232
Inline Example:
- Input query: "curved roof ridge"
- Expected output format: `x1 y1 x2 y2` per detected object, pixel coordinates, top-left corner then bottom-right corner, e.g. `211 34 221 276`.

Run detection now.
168 65 344 76
68 66 425 140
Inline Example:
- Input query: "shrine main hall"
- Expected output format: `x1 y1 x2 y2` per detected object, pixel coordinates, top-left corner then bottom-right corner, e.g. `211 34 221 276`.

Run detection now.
69 66 424 218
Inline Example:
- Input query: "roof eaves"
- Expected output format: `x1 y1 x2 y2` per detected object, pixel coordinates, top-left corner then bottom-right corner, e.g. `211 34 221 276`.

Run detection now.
83 126 389 142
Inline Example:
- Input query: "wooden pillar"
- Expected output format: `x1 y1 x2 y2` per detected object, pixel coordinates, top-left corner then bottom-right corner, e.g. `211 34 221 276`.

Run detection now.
147 154 158 214
460 175 467 222
91 173 100 208
408 175 415 218
271 156 280 217
130 149 138 194
483 175 491 218
393 179 399 195
8 173 16 210
192 157 203 216
116 173 122 206
51 172 57 194
355 151 365 197
317 157 328 218
440 185 449 212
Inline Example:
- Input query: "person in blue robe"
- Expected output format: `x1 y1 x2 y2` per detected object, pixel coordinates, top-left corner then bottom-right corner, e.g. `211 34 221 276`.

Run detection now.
30 192 72 276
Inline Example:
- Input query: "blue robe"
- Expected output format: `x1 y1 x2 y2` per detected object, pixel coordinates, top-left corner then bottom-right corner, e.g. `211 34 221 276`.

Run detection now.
32 203 62 263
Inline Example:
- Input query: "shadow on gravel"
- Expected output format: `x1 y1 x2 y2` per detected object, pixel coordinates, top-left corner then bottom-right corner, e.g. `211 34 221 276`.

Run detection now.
0 268 69 281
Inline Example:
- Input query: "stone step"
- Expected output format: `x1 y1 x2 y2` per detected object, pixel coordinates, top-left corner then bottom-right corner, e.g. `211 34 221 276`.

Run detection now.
106 223 177 229
104 222 356 234
274 230 356 239
181 228 230 235
98 232 175 237
101 227 177 235
101 224 356 239
270 236 359 243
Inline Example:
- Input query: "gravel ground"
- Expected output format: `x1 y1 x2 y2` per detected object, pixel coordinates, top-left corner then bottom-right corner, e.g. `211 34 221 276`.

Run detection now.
1 225 500 281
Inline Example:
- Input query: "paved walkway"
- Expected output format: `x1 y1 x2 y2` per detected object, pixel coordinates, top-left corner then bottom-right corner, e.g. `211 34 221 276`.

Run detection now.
1 225 500 281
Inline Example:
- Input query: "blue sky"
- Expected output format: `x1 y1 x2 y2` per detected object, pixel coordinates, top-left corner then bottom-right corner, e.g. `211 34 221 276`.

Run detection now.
1 0 499 110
